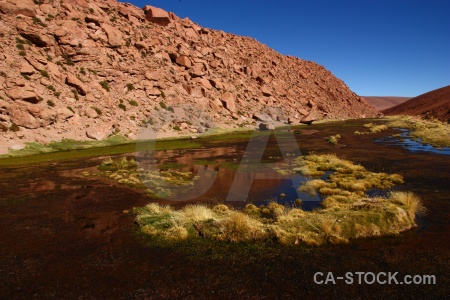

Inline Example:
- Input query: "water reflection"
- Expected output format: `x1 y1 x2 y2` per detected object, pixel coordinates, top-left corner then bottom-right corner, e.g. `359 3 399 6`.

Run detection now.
376 129 450 155
132 144 322 209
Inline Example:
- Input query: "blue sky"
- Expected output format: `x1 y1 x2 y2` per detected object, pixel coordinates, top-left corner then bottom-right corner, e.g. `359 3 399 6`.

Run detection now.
129 1 449 97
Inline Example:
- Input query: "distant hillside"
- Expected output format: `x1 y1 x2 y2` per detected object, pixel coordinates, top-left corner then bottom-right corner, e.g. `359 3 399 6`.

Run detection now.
363 96 411 111
383 85 450 122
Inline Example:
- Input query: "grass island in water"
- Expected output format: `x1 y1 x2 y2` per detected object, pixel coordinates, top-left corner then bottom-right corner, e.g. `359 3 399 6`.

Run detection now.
96 154 426 246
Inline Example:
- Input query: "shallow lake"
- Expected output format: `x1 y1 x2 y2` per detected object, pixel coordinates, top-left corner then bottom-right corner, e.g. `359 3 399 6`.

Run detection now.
0 119 448 299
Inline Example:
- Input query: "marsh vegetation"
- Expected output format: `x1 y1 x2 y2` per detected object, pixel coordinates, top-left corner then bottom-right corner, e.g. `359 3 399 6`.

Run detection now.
133 154 424 246
354 123 388 135
386 116 450 147
85 157 199 199
327 134 341 145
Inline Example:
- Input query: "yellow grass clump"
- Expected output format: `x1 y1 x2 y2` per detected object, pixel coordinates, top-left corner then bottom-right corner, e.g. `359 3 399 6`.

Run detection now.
133 154 424 246
354 123 389 135
327 134 341 145
386 116 450 147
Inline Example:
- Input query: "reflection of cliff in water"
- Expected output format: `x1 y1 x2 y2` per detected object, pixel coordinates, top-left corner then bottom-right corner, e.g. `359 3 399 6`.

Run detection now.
135 146 298 206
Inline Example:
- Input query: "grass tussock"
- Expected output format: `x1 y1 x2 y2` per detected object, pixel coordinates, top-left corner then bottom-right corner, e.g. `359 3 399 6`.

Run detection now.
355 123 388 135
279 154 404 207
386 116 450 147
86 157 199 199
134 154 423 246
327 134 341 145
134 190 422 246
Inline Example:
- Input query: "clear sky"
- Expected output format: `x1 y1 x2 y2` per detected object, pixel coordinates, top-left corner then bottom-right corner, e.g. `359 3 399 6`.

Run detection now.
129 0 449 97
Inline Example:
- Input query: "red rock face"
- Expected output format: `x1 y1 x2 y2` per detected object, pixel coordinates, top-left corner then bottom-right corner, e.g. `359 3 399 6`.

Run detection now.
0 0 377 150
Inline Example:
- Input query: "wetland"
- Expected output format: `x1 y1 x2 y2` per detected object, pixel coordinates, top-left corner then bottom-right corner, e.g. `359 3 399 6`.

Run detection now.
0 118 449 299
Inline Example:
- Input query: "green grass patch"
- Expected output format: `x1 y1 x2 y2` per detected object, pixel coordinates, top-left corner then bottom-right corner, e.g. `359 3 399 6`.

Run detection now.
194 160 217 165
128 100 138 107
126 83 135 92
99 80 110 92
386 116 450 147
0 136 202 167
220 161 240 171
160 162 187 169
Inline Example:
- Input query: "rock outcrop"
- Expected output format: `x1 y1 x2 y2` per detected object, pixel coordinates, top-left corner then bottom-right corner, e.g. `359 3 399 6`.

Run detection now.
0 0 377 152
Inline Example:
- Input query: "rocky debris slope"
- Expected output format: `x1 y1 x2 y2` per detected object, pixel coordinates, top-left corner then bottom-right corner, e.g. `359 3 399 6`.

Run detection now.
383 85 450 122
0 0 377 152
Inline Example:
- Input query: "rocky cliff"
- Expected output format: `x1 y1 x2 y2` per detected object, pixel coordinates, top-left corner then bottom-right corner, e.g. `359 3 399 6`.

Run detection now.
0 0 377 152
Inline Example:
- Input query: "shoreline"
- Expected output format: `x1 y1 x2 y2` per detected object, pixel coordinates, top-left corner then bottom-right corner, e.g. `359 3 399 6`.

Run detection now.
0 117 385 167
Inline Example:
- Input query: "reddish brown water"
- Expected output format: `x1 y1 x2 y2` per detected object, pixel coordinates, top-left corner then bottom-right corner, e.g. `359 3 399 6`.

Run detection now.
0 119 449 299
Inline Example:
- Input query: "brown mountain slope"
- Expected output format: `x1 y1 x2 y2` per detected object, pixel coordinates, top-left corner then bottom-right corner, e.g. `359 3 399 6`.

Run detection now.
383 85 450 122
0 0 377 152
363 96 411 111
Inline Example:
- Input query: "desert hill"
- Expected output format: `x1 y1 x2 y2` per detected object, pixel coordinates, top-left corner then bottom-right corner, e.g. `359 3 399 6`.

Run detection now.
383 85 450 122
363 96 411 111
0 0 377 152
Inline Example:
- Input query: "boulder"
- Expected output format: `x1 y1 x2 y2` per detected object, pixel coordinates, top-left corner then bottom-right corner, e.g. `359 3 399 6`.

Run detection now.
300 111 318 125
86 124 115 140
146 88 161 96
20 31 53 47
220 92 236 113
143 5 171 26
119 3 145 22
40 4 57 15
261 86 272 96
287 117 295 124
145 71 160 81
7 89 40 103
298 108 309 116
57 108 74 121
259 122 275 131
46 62 62 82
38 108 57 125
175 55 192 68
17 22 53 47
0 0 36 17
209 99 221 113
85 107 99 119
62 0 89 8
66 73 88 95
101 23 123 48
209 78 224 90
193 77 212 89
20 63 35 75
9 105 40 129
252 113 271 123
